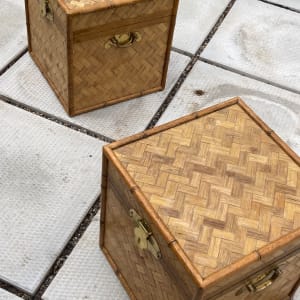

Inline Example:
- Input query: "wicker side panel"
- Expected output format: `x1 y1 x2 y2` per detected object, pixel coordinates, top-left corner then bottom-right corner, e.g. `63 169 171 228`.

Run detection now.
210 251 300 300
71 19 170 113
70 0 174 31
102 161 199 300
27 0 69 107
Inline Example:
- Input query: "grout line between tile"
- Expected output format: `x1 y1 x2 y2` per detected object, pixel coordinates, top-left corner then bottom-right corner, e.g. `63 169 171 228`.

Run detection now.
199 57 300 96
0 48 28 77
171 47 194 58
258 0 300 13
34 197 101 299
145 0 237 129
0 281 32 300
0 95 115 144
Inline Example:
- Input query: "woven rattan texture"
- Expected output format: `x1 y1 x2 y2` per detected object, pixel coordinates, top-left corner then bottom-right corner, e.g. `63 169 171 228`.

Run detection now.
115 104 300 278
70 0 173 30
104 162 199 299
28 0 69 106
213 252 300 300
103 175 198 300
64 0 140 11
72 21 170 112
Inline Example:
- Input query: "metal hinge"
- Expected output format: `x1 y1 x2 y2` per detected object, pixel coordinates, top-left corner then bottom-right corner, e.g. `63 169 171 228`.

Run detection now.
129 209 161 260
40 0 54 22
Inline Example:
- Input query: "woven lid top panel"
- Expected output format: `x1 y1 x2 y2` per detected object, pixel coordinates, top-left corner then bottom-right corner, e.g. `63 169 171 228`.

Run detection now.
114 103 300 278
60 0 149 12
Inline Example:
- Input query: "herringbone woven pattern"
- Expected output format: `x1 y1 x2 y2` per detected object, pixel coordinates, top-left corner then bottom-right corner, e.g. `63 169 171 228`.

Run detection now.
72 21 170 112
103 162 199 299
115 104 300 278
103 179 196 299
71 0 174 30
28 0 69 106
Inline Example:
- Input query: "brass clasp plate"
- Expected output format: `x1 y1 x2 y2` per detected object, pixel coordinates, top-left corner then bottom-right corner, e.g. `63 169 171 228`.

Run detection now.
40 0 54 22
129 209 161 260
235 268 282 296
105 32 142 49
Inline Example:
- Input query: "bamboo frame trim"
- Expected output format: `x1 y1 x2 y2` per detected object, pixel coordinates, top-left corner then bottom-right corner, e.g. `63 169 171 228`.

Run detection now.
58 0 151 15
104 97 300 289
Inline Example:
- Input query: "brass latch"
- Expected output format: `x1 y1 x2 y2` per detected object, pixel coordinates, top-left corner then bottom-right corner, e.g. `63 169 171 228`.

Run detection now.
105 32 142 49
40 0 54 22
235 268 282 296
129 209 161 260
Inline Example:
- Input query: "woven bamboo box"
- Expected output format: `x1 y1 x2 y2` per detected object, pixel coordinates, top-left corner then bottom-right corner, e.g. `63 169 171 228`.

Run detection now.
25 0 178 116
100 97 300 300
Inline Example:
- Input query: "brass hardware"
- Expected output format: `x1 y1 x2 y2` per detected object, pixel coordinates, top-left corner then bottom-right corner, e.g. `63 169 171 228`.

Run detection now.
40 0 54 22
129 209 161 259
235 268 282 296
105 32 142 49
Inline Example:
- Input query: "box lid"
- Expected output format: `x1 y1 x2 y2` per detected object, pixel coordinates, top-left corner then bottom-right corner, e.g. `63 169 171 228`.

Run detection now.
58 0 149 14
111 98 300 282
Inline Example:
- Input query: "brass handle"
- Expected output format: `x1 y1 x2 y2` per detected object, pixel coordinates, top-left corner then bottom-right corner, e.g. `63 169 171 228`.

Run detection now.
129 209 161 259
40 0 54 21
105 32 142 49
235 268 281 296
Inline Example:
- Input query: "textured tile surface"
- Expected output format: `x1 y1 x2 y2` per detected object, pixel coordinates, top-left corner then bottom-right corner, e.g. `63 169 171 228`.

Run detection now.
0 0 27 71
0 52 189 140
295 288 300 300
269 0 300 10
0 100 104 294
0 289 20 300
43 215 128 300
158 61 300 154
173 0 230 54
201 0 300 93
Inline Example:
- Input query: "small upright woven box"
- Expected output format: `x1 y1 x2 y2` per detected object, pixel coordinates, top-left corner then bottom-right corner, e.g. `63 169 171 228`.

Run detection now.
25 0 178 116
100 98 300 299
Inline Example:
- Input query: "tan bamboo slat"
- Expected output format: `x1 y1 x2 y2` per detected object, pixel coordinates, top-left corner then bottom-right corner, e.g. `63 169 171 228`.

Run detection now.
101 97 300 299
25 0 178 116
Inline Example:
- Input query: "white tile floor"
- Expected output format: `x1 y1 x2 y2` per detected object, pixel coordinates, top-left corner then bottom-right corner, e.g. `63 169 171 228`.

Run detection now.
0 101 105 294
201 0 300 93
269 0 300 10
0 0 300 299
0 0 27 72
172 0 231 54
42 216 128 300
0 289 20 300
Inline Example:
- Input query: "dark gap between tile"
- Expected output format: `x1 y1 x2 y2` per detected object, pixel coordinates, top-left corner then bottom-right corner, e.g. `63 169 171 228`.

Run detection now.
146 0 237 130
258 0 300 13
0 48 28 77
199 57 300 96
0 95 115 144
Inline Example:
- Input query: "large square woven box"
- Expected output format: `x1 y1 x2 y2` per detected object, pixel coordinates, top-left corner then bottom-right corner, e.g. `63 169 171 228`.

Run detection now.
100 98 300 300
25 0 178 116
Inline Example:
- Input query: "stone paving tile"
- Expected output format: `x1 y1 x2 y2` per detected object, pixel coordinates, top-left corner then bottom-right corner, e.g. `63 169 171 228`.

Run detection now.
173 0 230 54
0 100 105 294
269 0 300 10
43 215 128 300
158 61 300 154
0 289 20 300
0 52 190 141
201 0 300 93
0 0 27 72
